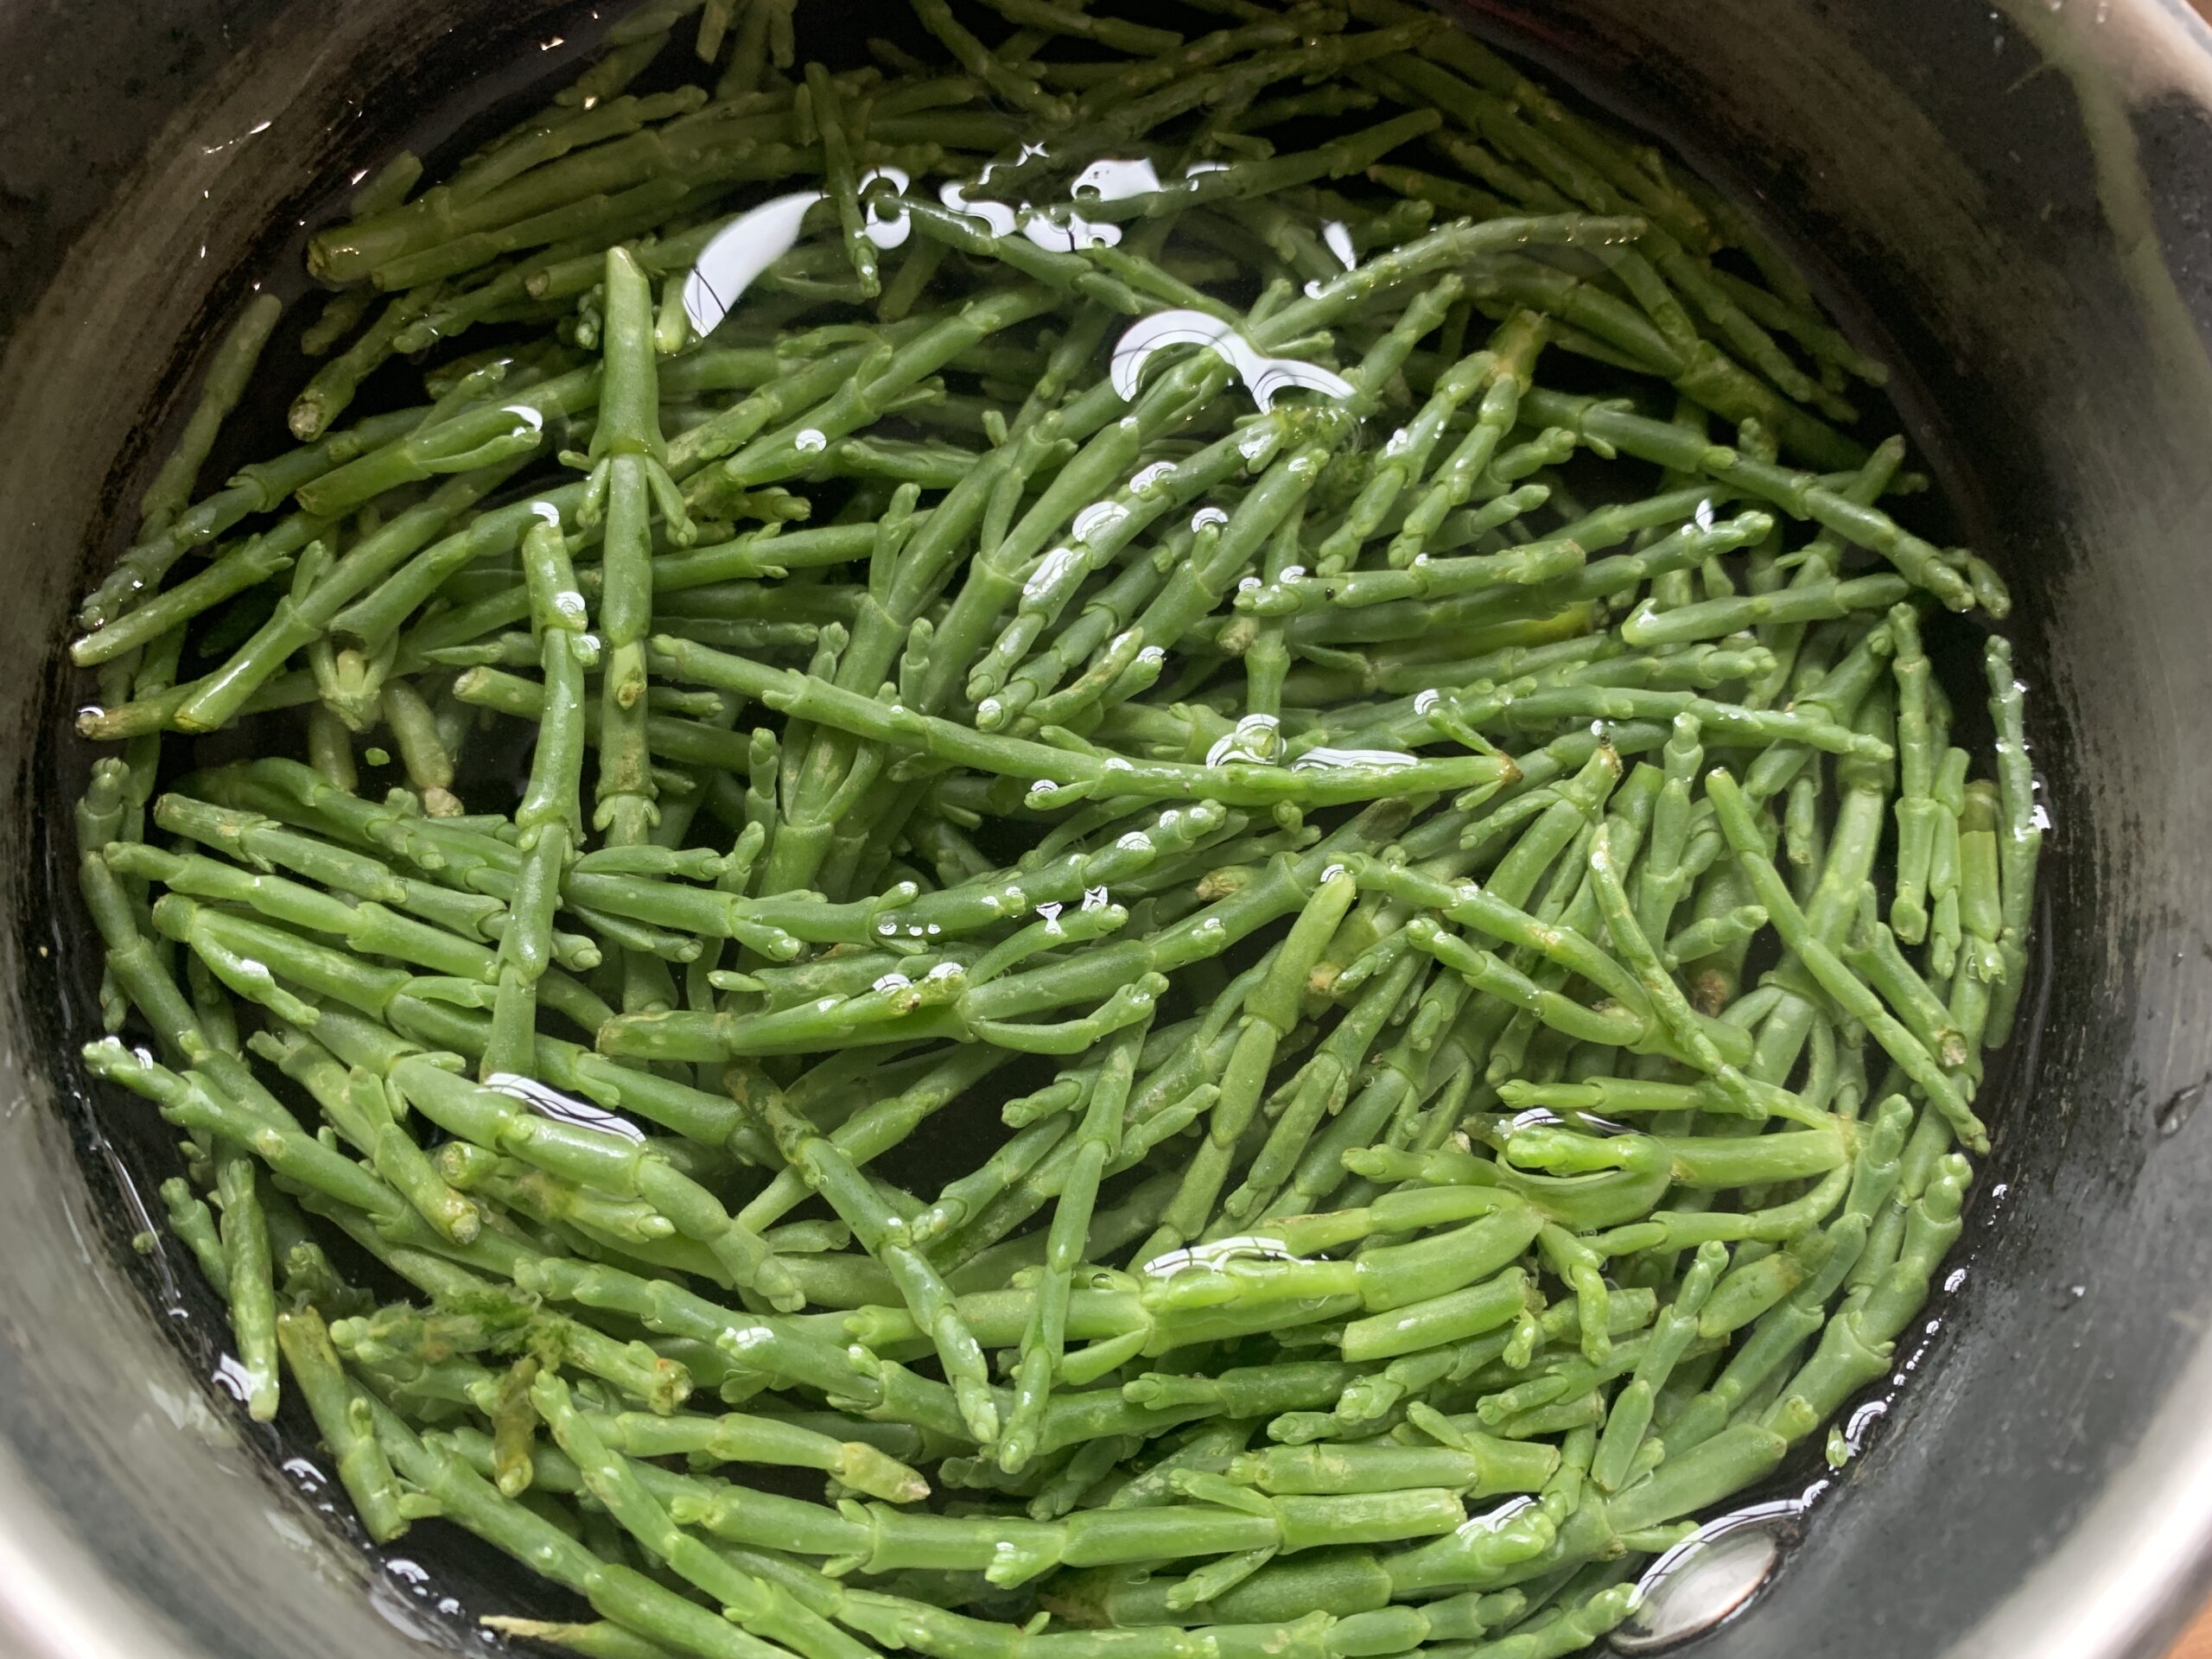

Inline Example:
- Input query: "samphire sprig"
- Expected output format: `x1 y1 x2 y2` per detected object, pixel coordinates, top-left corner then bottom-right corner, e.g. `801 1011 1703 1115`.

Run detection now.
71 4 2030 1659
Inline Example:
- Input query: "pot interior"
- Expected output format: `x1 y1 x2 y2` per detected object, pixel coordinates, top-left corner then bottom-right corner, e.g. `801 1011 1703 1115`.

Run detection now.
1 3 2209 1656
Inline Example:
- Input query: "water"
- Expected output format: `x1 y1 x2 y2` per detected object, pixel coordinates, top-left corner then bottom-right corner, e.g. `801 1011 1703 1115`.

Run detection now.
58 0 2056 1648
1613 1497 1807 1652
481 1070 647 1141
1106 309 1356 410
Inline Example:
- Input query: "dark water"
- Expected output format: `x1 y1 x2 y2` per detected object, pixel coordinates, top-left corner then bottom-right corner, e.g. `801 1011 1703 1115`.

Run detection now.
41 0 2054 1649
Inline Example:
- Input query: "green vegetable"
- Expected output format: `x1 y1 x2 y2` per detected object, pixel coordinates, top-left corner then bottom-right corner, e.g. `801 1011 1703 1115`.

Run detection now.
67 8 2033 1659
137 293 285 539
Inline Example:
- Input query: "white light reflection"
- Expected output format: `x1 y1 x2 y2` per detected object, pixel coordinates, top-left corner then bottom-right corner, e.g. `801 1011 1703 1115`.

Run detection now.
941 179 1018 236
484 1071 646 1143
683 191 822 336
1024 156 1166 251
1612 1498 1802 1654
1024 546 1084 601
859 167 913 251
676 171 914 339
1071 499 1128 543
1206 713 1284 767
1109 309 1355 412
1025 215 1111 251
1071 156 1162 200
1289 746 1418 772
1141 1236 1300 1277
200 119 275 156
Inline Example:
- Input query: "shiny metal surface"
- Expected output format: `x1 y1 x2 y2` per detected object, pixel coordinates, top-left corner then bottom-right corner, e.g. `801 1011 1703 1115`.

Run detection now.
0 2 2207 1656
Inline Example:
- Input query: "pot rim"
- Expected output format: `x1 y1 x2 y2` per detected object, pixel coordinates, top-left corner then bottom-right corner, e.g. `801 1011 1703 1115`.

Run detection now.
0 1438 193 1659
3 1 2211 1656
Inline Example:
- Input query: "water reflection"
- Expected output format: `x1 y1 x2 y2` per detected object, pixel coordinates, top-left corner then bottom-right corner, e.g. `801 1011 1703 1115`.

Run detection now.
1613 1497 1804 1653
1141 1235 1300 1278
683 162 1363 429
1109 309 1354 411
683 167 916 334
482 1070 645 1143
683 190 820 335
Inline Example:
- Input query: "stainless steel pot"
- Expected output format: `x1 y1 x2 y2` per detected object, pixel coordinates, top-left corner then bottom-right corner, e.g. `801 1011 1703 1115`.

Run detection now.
1 1 2209 1655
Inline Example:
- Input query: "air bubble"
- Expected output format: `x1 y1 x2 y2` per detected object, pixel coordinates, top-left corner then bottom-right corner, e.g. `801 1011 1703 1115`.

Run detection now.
1612 1500 1800 1654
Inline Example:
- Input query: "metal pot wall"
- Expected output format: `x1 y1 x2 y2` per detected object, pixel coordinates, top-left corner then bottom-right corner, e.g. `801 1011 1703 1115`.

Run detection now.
0 2 2209 1656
